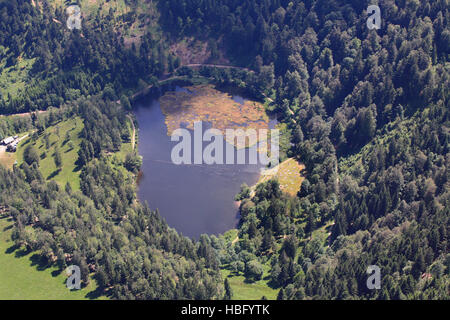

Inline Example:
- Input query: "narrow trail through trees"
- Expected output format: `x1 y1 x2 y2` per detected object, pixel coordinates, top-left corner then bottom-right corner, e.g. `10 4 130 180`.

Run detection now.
127 114 136 150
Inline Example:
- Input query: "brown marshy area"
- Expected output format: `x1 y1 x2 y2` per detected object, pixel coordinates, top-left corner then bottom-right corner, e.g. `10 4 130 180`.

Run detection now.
255 158 305 197
159 84 271 149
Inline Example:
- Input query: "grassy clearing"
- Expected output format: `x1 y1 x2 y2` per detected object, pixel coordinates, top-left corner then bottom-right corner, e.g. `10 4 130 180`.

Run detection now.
0 216 104 300
49 0 160 46
112 117 134 160
256 158 305 196
101 116 135 179
0 53 36 102
0 146 16 168
16 117 84 191
221 266 278 300
50 0 128 17
223 229 238 243
311 221 334 245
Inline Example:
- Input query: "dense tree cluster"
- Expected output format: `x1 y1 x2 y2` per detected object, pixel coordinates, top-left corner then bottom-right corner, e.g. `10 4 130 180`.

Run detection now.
76 97 130 166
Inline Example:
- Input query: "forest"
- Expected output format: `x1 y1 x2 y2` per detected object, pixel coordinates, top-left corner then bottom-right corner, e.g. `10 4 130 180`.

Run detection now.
160 0 449 299
0 0 178 113
0 0 448 300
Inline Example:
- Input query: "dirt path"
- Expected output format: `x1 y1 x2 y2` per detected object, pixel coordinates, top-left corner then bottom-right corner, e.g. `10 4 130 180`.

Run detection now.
127 115 136 150
130 64 254 101
183 64 251 72
0 145 7 157
0 110 47 118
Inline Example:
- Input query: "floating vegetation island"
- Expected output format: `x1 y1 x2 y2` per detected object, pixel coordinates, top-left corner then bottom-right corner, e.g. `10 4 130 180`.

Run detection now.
159 84 270 149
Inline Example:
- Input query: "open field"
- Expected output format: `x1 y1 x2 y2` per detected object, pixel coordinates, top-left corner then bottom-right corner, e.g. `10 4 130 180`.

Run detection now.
221 266 278 300
257 158 305 196
16 117 84 191
0 216 104 300
50 0 129 17
0 145 16 168
48 0 161 47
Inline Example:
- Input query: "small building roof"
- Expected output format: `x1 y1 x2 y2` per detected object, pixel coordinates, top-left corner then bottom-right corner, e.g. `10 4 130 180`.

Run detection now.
2 137 14 144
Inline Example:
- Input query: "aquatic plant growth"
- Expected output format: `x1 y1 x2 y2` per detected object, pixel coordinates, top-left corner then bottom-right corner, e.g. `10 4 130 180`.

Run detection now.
159 84 270 149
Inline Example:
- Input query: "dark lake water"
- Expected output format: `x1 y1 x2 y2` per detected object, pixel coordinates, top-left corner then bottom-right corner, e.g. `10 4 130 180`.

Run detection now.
134 86 266 239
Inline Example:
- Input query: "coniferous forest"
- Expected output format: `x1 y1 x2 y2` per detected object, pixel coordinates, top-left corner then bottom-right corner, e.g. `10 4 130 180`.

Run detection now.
0 0 448 301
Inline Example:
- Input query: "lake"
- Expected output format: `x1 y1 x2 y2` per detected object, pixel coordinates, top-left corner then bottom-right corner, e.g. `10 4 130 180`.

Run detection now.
134 85 271 239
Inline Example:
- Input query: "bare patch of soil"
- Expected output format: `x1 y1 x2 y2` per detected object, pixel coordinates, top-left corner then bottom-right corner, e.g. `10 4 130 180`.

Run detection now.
170 37 230 65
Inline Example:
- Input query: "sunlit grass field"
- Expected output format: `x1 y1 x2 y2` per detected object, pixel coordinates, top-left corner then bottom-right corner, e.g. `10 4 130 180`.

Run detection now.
257 158 305 196
221 265 278 300
0 216 104 300
16 117 84 191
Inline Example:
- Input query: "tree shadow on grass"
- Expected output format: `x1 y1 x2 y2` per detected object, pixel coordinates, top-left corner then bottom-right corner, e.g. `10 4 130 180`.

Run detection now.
56 273 109 300
51 269 63 277
21 139 31 147
85 285 107 300
0 215 11 223
227 271 240 277
243 278 259 284
14 247 31 258
29 253 52 271
5 244 19 254
73 164 82 173
47 168 61 180
222 264 241 277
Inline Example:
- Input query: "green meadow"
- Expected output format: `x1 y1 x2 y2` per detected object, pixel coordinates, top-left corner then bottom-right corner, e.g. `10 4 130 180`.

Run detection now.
0 52 36 103
0 216 103 300
16 117 83 191
221 266 279 300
